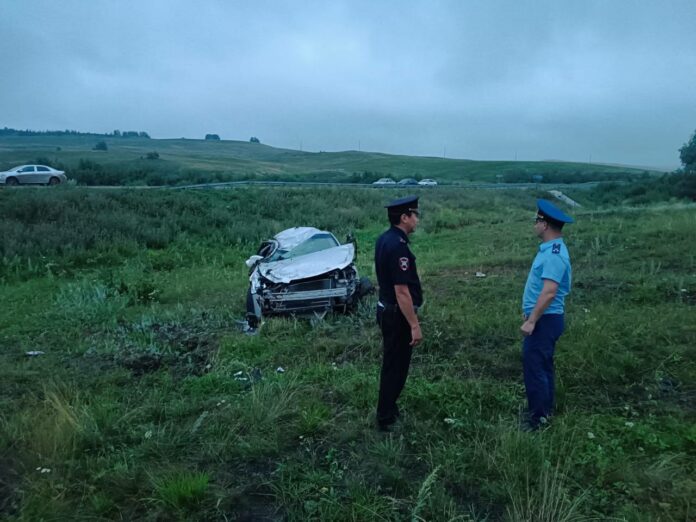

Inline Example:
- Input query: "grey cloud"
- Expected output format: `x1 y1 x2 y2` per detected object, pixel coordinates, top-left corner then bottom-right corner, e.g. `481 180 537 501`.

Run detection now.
1 0 695 168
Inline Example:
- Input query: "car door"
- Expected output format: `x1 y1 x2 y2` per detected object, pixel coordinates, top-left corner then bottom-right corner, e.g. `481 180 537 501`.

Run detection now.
35 166 51 184
17 166 36 183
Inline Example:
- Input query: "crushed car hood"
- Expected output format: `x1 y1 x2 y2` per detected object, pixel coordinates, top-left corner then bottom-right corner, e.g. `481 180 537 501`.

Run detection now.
258 243 355 284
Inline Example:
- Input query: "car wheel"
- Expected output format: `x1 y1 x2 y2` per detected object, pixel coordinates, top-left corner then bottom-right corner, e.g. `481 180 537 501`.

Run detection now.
48 177 60 186
6 177 19 186
358 277 374 298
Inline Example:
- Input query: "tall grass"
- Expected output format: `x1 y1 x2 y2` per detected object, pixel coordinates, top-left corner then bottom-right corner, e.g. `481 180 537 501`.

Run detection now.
0 186 694 520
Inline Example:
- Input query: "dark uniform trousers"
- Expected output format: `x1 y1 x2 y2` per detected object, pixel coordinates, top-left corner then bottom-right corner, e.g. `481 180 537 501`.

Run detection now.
522 313 564 423
376 305 413 426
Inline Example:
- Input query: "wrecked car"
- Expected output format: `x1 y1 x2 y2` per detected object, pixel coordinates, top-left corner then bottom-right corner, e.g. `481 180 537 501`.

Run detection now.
244 227 372 328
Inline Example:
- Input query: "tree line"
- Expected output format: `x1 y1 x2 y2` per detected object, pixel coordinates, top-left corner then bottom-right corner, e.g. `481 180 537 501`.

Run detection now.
0 127 150 138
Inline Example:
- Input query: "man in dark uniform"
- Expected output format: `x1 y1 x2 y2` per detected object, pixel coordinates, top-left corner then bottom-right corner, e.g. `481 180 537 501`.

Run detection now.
520 199 574 431
374 195 423 431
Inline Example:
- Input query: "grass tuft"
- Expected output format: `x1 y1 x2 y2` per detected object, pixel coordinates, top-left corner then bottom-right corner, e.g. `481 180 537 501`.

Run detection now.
151 470 210 511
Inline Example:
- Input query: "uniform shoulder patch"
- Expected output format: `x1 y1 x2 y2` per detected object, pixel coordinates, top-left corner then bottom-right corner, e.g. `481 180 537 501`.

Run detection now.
552 243 561 254
398 257 409 271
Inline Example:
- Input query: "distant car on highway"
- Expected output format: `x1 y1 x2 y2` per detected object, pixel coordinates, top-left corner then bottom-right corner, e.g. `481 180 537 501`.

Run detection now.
0 165 67 186
372 178 396 186
397 178 419 186
418 178 438 186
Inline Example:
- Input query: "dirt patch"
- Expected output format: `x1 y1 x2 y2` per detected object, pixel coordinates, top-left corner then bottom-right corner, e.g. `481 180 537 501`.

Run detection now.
230 495 282 522
121 352 164 376
151 322 219 378
92 321 220 378
215 460 282 521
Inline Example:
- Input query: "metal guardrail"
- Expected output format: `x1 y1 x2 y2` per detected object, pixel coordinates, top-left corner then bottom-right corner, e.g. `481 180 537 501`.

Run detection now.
2 180 617 191
171 180 608 190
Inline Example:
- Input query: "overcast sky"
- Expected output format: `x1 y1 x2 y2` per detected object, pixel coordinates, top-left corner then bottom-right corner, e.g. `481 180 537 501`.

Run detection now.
2 1 695 168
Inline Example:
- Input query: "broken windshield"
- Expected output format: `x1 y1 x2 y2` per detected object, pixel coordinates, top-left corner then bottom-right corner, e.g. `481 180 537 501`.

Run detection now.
265 233 339 262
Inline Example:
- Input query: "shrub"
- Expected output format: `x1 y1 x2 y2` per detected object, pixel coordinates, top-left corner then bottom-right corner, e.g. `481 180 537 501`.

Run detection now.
674 173 696 200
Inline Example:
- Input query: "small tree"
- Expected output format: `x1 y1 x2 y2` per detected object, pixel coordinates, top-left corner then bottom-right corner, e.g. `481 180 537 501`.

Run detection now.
113 129 121 137
249 136 260 143
679 129 696 173
205 134 221 140
93 141 108 151
145 151 159 160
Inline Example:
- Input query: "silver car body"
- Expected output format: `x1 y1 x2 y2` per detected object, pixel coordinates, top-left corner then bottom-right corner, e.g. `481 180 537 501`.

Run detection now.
418 178 438 186
245 227 368 325
372 177 396 185
0 164 67 185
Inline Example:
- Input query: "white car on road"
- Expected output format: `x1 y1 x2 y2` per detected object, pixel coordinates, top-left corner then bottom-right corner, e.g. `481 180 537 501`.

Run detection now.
418 178 438 186
0 165 67 186
372 177 396 186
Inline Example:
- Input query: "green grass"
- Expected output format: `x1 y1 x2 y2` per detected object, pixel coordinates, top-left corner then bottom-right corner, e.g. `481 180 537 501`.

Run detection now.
0 134 659 186
0 185 694 520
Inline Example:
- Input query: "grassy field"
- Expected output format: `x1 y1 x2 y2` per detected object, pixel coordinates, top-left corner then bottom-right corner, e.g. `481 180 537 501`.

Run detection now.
0 135 659 186
1 184 694 521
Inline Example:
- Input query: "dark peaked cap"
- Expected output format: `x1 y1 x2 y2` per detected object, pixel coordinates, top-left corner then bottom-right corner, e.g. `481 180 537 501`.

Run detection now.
537 199 574 224
385 195 419 215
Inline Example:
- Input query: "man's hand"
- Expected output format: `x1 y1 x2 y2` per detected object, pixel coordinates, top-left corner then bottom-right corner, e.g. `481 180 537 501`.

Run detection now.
410 324 423 346
520 320 536 336
395 284 422 346
521 279 558 337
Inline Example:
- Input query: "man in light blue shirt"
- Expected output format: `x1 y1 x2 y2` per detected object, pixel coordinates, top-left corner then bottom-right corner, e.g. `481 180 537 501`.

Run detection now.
520 199 574 431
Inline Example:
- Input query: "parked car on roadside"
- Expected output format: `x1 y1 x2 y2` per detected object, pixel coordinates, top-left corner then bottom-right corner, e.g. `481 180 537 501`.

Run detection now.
372 177 396 186
244 227 373 329
418 178 438 186
398 178 419 186
0 165 67 186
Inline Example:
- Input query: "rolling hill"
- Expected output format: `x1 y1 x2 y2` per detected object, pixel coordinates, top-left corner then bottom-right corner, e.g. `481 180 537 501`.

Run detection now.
0 134 660 186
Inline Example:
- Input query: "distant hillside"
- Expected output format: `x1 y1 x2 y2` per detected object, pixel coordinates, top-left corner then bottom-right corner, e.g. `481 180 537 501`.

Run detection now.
0 134 660 186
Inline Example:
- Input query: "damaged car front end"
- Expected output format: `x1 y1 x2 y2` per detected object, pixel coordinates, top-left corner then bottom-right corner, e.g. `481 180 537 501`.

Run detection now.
245 227 372 329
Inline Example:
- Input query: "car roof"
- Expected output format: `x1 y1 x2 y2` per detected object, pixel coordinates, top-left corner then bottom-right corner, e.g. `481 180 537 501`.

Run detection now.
273 227 337 250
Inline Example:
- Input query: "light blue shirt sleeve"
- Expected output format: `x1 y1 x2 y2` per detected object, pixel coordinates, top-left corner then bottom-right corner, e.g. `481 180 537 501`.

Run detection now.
541 254 567 284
